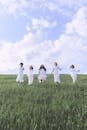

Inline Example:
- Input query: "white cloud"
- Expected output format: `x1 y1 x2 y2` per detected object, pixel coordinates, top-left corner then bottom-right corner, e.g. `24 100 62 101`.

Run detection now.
41 0 87 17
31 18 57 30
0 31 42 73
0 0 29 16
48 0 87 9
0 0 86 17
0 6 87 74
66 7 87 37
25 18 57 33
26 24 31 31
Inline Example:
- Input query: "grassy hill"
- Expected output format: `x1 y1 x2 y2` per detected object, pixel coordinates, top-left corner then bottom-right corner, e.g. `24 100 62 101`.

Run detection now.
0 74 87 130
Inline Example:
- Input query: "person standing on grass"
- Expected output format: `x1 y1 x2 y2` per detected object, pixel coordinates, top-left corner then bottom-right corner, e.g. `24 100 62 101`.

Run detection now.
70 64 80 83
38 64 47 83
16 62 24 85
52 62 62 84
27 65 34 85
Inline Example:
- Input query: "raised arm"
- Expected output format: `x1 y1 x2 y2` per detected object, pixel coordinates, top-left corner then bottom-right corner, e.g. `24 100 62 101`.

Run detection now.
58 67 62 71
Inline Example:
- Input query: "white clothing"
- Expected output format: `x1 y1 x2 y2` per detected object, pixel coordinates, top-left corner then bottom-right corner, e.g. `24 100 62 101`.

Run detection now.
52 66 61 83
27 70 33 85
16 66 24 83
70 68 79 83
54 74 60 83
38 69 46 82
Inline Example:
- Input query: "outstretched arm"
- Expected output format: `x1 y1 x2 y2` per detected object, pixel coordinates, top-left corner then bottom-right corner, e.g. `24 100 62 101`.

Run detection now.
58 67 62 71
73 69 80 72
51 68 54 74
77 70 80 72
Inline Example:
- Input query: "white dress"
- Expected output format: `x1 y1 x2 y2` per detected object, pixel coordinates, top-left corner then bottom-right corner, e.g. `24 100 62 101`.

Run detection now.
70 68 78 83
52 66 61 83
38 69 47 82
16 66 24 83
27 70 33 85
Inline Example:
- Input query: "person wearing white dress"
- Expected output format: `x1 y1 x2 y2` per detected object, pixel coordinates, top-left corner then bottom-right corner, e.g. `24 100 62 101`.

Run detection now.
52 62 61 84
70 64 80 83
38 65 47 83
27 65 34 85
16 63 24 84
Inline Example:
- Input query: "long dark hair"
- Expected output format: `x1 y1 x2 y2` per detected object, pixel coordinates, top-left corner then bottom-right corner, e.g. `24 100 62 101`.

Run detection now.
70 64 75 69
20 62 23 67
39 64 46 71
29 65 33 70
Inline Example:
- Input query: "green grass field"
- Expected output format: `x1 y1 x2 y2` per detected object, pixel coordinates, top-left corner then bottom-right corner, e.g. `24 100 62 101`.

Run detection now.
0 74 87 130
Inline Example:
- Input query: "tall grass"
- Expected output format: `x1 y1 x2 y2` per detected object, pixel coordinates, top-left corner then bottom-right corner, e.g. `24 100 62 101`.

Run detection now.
0 74 86 130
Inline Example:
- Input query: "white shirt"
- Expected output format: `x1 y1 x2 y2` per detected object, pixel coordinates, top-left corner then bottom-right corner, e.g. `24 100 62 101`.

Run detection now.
52 66 61 75
18 66 24 74
70 68 79 76
28 69 33 77
39 69 46 76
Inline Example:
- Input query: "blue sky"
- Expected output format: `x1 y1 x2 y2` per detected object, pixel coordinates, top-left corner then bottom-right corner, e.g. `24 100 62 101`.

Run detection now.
0 0 87 74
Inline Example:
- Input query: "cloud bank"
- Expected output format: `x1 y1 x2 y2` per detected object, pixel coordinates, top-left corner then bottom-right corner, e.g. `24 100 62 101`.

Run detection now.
0 6 87 73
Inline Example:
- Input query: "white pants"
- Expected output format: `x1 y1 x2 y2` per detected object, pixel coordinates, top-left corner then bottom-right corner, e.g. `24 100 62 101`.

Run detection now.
54 74 60 83
16 73 24 83
38 75 46 83
71 74 77 83
28 76 33 85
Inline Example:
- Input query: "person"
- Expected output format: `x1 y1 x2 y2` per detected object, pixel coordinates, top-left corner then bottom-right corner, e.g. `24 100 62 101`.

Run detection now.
16 63 24 85
27 65 34 85
52 62 61 84
70 64 80 83
38 64 47 83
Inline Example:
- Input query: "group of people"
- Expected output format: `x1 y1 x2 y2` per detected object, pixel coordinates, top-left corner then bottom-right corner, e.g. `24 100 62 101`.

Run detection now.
16 62 80 85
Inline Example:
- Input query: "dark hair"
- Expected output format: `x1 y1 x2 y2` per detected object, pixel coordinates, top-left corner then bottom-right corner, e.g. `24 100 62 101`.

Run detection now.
29 65 33 70
39 64 46 71
54 62 57 66
20 63 23 66
70 64 75 69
